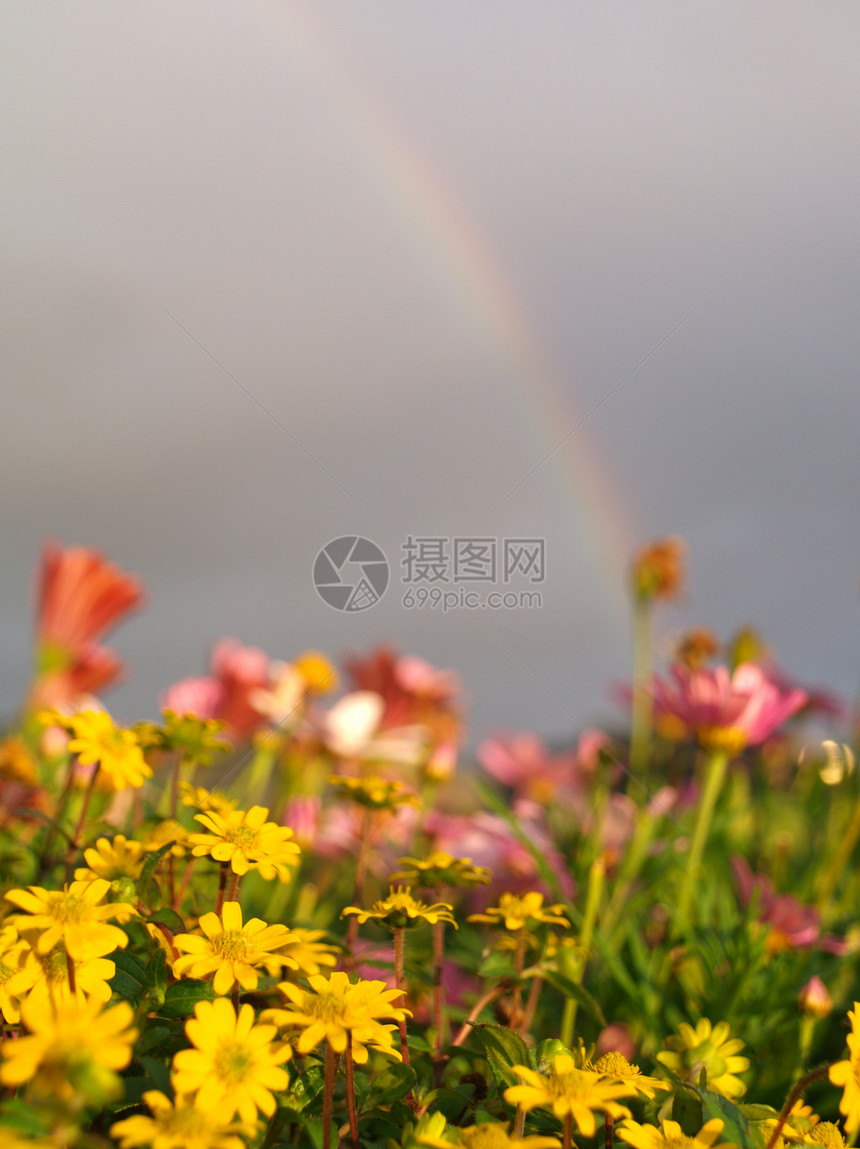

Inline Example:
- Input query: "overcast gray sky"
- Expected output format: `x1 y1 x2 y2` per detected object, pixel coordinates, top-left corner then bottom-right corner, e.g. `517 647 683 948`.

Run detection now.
2 2 859 745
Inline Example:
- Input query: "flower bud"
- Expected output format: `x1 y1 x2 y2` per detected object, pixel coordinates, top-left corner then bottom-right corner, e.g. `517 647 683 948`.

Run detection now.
798 976 832 1019
109 876 137 904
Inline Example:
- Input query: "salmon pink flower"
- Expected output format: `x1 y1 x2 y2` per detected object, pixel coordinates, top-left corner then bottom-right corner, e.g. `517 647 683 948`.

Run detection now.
31 542 143 707
650 661 807 755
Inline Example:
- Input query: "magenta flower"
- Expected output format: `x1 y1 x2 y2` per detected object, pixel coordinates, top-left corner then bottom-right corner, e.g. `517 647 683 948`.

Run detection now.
477 728 604 803
650 661 807 754
732 857 846 955
161 676 225 720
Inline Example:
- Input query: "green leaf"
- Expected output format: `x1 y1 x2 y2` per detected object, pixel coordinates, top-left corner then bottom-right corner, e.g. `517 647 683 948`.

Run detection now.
137 1055 171 1095
0 1097 54 1137
141 949 167 1007
363 1063 417 1110
139 842 172 909
110 949 146 1002
148 907 186 935
136 1026 173 1057
738 1105 779 1122
281 1065 326 1114
157 977 215 1018
542 971 607 1028
471 1023 533 1088
478 951 518 980
672 1088 703 1136
699 1089 765 1149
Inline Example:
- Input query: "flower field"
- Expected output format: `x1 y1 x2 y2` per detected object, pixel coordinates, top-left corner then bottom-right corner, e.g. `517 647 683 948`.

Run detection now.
1 539 859 1149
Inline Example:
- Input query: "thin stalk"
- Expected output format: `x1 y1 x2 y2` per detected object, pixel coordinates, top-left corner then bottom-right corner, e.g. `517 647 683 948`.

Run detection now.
344 808 373 965
819 797 860 915
63 766 100 883
226 871 241 904
433 918 445 1055
628 598 654 793
676 751 730 932
764 1066 829 1149
451 986 507 1047
393 927 416 1112
514 1106 526 1139
66 952 77 996
561 857 604 1046
345 1031 359 1149
41 759 77 876
606 1113 614 1149
563 1113 573 1149
215 864 229 914
511 929 526 1029
519 974 544 1038
602 808 658 942
173 857 196 912
322 1043 337 1149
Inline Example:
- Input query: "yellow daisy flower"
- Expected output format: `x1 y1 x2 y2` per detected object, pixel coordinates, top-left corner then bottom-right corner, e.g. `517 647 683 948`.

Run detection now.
67 709 152 789
180 781 237 815
111 1089 249 1149
0 925 29 1024
618 1119 736 1149
504 1053 633 1137
0 995 137 1104
657 1018 749 1100
173 901 291 995
830 1002 860 1133
171 998 291 1125
419 1118 561 1149
392 851 492 889
7 939 114 1007
143 818 191 858
189 805 301 880
263 969 408 1063
74 833 145 883
329 774 421 811
591 1052 670 1100
807 1125 846 1149
5 878 136 959
275 927 340 977
295 649 338 694
468 892 569 932
762 1101 819 1144
343 886 457 930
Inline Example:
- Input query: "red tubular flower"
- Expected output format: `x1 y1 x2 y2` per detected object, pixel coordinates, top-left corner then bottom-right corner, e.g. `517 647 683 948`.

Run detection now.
31 543 144 708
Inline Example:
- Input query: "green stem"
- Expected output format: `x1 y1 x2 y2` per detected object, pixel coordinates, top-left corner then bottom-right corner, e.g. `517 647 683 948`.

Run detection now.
245 744 278 808
819 796 860 915
345 1032 359 1149
63 765 100 883
629 598 654 794
433 918 445 1055
602 810 657 943
676 750 729 932
344 808 373 967
763 1066 829 1149
322 1043 336 1149
393 927 416 1112
561 857 604 1046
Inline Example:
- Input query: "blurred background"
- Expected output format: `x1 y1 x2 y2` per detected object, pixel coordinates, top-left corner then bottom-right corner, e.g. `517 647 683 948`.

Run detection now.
2 2 859 744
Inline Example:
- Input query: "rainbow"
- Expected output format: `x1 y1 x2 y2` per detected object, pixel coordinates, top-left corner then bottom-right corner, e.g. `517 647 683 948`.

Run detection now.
266 1 641 623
